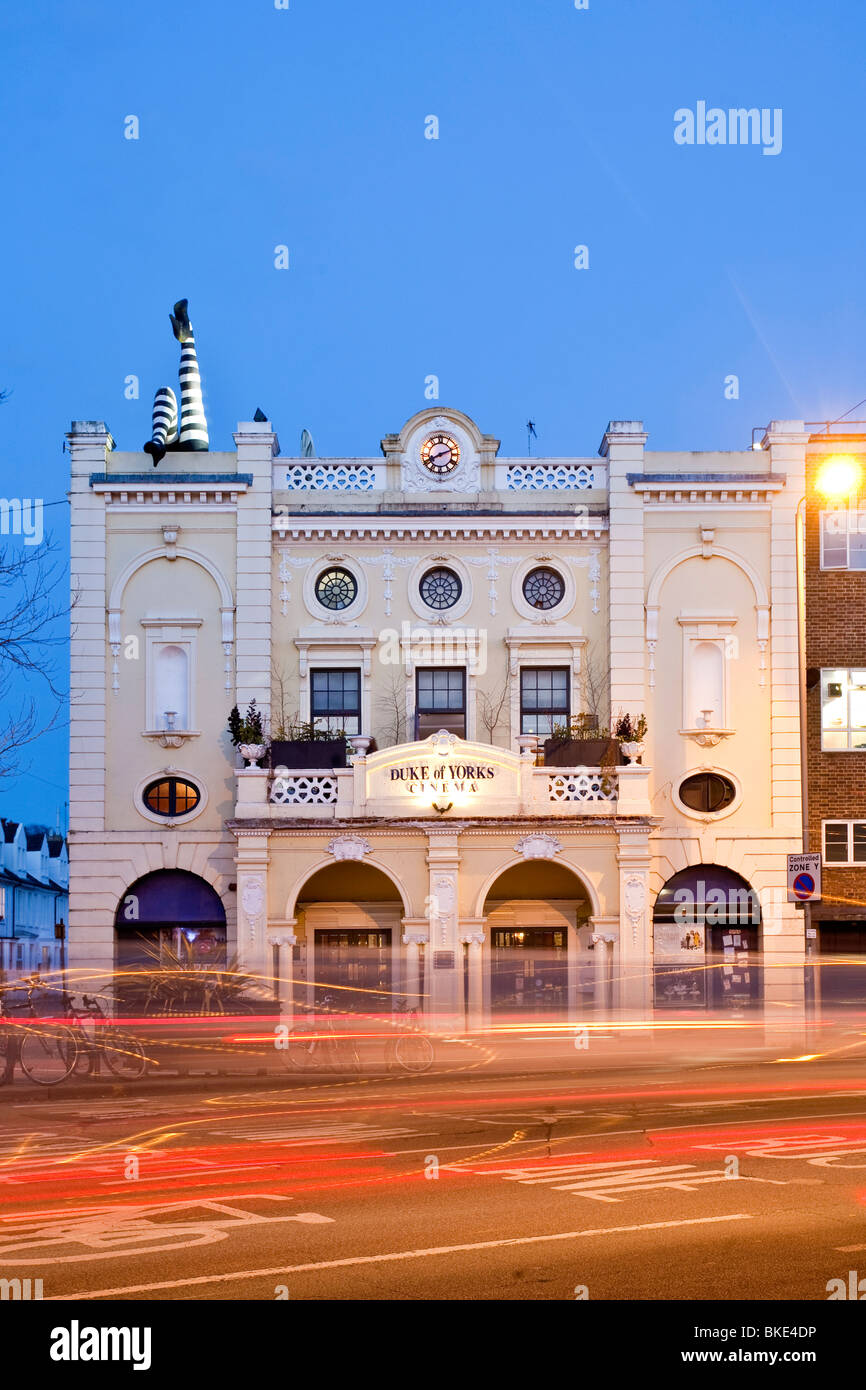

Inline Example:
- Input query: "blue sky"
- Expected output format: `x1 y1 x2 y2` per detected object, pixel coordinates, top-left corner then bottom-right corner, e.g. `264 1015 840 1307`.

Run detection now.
2 0 865 823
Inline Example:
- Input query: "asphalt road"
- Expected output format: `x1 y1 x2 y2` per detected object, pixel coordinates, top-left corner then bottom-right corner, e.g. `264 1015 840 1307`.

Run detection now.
3 1032 866 1303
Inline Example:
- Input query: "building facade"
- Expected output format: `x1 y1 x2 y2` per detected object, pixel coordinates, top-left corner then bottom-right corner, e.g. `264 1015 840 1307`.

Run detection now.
67 408 809 1023
805 425 866 1004
0 820 69 981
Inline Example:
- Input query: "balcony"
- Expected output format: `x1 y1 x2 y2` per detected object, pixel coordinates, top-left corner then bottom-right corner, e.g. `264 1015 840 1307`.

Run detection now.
234 730 650 822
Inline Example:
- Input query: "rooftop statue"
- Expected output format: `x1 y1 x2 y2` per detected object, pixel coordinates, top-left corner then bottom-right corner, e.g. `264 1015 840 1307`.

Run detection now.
144 299 209 467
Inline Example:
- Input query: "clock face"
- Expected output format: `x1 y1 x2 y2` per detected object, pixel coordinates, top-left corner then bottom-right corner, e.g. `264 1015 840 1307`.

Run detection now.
420 432 460 477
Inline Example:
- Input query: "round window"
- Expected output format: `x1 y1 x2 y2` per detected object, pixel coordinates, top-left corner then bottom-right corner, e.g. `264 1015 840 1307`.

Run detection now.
315 567 357 611
420 566 462 611
523 566 565 610
678 772 736 814
143 778 201 818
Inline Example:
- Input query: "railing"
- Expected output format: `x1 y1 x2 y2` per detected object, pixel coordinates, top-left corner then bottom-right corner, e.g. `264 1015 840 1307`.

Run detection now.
237 760 644 821
274 461 384 492
502 462 597 491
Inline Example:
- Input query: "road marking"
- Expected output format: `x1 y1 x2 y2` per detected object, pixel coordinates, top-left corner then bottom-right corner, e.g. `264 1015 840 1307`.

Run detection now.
482 1157 784 1202
205 1121 427 1144
49 1213 753 1299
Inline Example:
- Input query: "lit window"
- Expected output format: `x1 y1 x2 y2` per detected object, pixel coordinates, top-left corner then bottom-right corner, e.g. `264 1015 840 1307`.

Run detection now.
821 669 866 749
823 821 866 864
820 508 866 570
143 778 201 818
416 668 465 738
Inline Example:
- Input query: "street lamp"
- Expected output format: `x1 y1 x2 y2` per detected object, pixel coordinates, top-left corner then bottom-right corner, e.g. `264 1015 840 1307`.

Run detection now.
795 452 863 971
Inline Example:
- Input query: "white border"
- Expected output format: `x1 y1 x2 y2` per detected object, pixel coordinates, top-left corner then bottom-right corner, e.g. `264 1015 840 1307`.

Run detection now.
303 555 369 622
511 557 575 622
671 768 742 823
134 770 209 827
408 555 473 623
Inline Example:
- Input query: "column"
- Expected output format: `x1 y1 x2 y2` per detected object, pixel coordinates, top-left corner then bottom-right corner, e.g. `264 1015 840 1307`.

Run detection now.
233 421 277 720
425 829 462 1024
617 829 652 1023
235 831 270 981
271 928 298 1023
602 420 648 720
460 928 485 1031
401 922 429 1014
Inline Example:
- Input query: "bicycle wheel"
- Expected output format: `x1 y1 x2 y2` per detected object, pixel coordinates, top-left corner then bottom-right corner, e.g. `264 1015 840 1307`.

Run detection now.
282 1032 316 1070
102 1029 147 1079
393 1032 434 1074
19 1025 77 1085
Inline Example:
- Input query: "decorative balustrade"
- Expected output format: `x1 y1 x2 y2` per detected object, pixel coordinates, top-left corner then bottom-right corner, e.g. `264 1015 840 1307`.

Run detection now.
546 770 618 803
505 463 595 491
270 771 339 805
276 462 378 492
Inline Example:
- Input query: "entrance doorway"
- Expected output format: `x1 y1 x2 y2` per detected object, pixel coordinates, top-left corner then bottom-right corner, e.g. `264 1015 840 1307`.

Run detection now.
295 862 409 1014
482 860 593 1017
114 870 227 1014
653 865 762 1010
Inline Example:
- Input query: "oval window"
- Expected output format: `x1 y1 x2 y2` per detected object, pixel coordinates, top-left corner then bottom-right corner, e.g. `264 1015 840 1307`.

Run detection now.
678 772 736 814
143 778 201 818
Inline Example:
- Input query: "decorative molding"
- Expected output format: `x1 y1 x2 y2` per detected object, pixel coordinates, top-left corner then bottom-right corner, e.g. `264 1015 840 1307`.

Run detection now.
515 833 562 860
241 875 266 944
328 835 371 861
623 874 647 947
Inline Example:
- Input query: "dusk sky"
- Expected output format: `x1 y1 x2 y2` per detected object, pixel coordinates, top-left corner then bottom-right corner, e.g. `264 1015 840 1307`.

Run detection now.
2 0 865 823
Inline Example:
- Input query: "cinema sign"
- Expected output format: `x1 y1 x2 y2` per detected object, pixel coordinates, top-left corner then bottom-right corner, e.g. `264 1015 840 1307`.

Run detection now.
364 730 524 817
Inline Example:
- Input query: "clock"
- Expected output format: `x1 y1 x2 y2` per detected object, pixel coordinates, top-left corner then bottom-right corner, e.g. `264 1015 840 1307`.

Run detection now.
420 432 460 477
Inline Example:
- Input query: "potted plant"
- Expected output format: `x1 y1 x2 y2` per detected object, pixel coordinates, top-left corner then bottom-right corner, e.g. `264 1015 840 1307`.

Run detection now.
543 715 622 768
227 699 267 767
268 718 352 771
615 712 648 764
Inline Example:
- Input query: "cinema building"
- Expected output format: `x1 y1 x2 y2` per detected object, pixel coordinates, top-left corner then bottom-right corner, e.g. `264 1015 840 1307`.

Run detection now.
68 404 809 1022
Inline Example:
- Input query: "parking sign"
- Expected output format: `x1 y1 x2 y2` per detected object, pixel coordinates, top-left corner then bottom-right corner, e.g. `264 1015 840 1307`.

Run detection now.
787 852 822 904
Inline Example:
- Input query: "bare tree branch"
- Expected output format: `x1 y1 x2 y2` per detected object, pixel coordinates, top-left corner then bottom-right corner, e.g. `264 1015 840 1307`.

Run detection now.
0 534 69 780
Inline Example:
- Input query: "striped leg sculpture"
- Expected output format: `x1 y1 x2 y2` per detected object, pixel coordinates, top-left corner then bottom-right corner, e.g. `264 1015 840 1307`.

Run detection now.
144 387 178 467
171 299 209 451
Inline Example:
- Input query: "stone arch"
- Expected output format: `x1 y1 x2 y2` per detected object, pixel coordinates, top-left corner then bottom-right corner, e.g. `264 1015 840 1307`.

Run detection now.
474 855 601 921
286 856 413 921
107 545 235 646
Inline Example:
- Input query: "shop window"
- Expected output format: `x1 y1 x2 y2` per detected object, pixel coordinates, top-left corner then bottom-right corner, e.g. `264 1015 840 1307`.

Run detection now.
821 668 866 749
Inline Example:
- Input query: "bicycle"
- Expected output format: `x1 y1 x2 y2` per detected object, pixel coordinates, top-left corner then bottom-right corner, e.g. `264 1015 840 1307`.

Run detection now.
0 981 78 1086
62 994 148 1079
385 998 434 1074
281 996 361 1074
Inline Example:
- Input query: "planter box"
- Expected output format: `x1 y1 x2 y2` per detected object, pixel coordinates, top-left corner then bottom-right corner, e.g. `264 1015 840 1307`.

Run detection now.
543 736 623 768
269 738 347 770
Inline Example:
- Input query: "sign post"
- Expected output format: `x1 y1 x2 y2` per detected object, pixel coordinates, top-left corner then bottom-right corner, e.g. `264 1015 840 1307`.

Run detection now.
787 852 822 905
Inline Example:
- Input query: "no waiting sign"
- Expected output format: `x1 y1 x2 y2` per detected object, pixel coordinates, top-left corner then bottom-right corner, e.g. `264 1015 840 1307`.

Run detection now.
787 852 822 904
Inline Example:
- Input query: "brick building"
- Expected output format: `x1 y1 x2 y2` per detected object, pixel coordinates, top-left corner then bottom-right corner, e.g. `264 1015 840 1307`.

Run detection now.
805 427 866 1003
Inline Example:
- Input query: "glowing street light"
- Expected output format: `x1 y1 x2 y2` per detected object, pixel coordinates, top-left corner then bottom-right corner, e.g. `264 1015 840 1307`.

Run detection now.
815 454 862 500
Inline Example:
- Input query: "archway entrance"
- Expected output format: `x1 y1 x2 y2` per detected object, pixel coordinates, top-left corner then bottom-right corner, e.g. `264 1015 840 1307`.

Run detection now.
295 863 408 1014
653 865 762 1010
114 870 227 1013
482 861 593 1015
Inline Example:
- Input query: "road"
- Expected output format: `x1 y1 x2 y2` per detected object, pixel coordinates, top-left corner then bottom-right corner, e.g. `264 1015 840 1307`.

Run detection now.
2 1031 866 1303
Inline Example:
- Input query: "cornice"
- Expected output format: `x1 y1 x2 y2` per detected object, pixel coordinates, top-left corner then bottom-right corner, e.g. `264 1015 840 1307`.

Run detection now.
272 515 608 542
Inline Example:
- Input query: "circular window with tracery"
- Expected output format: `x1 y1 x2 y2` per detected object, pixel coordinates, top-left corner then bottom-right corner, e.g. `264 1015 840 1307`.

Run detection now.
522 566 565 611
420 566 462 611
143 778 201 818
678 772 736 814
315 567 358 611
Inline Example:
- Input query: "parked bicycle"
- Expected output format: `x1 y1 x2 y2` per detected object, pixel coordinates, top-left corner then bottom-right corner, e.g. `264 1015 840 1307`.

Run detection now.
62 993 148 1079
0 981 78 1086
385 998 434 1074
282 996 362 1074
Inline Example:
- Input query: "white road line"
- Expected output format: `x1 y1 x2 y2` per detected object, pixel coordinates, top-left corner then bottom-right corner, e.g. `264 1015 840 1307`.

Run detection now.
50 1213 753 1299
